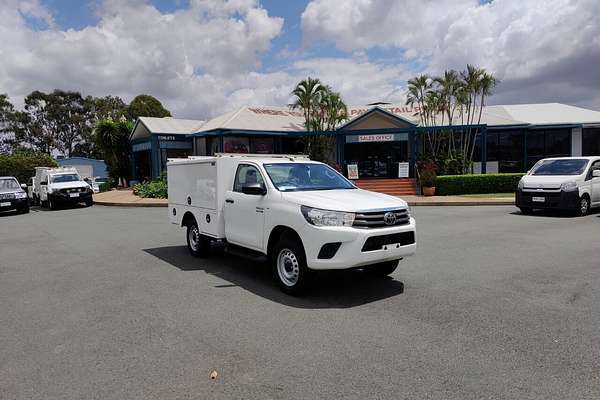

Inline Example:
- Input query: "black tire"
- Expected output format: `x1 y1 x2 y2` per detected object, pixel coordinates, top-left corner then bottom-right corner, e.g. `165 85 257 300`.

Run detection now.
366 260 399 276
271 238 313 295
48 195 56 210
575 195 590 217
519 207 533 215
85 199 93 207
186 220 210 258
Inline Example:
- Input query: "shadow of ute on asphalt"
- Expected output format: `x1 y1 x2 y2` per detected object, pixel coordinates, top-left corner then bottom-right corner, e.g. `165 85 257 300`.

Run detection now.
143 246 404 309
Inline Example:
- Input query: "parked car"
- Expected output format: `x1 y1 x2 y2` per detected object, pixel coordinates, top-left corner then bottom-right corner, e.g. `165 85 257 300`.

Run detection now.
0 176 29 214
167 154 417 294
34 167 93 210
516 156 600 216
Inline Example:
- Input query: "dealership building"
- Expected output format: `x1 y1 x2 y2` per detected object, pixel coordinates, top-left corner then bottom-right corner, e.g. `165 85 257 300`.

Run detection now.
130 102 600 186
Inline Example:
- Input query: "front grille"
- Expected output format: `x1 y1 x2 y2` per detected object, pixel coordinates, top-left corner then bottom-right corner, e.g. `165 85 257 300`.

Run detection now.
0 193 15 200
362 231 415 252
59 187 86 194
353 208 410 229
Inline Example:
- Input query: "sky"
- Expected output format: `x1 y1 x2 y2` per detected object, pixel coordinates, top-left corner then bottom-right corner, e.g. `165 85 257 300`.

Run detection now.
0 0 599 120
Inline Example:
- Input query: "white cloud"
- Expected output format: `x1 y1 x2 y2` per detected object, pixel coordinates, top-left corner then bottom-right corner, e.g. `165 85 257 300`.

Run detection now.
0 0 286 118
301 0 600 109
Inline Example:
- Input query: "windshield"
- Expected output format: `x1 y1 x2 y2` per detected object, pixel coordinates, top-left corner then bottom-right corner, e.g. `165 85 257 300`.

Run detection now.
264 163 355 192
531 159 588 176
51 173 81 183
0 178 20 190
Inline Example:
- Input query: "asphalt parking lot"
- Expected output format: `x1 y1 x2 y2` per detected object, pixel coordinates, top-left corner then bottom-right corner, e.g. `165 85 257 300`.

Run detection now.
1 205 600 399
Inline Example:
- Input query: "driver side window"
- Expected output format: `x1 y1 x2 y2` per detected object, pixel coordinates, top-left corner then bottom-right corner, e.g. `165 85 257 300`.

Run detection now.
233 164 264 192
591 161 600 179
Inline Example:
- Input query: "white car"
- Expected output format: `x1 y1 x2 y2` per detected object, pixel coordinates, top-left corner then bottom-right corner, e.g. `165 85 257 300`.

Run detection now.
516 156 600 216
167 154 417 294
34 167 94 210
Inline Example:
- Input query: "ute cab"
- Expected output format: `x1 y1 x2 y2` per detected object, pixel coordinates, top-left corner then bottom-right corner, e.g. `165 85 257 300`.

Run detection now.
516 156 600 216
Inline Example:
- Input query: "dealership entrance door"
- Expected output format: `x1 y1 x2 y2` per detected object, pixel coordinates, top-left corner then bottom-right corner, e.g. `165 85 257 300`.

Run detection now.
343 131 410 178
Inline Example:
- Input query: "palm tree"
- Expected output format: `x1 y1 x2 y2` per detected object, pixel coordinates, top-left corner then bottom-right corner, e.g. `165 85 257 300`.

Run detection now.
95 120 133 187
290 77 326 132
434 69 460 125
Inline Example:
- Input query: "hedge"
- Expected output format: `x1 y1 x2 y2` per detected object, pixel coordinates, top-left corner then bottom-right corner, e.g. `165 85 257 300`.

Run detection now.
434 173 524 195
0 152 58 183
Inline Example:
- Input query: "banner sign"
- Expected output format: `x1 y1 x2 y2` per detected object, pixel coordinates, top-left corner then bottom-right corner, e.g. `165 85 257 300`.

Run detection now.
347 164 359 180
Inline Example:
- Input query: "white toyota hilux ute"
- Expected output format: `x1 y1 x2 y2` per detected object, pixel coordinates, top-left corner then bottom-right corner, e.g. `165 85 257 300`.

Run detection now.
34 167 94 210
168 154 417 294
516 156 600 216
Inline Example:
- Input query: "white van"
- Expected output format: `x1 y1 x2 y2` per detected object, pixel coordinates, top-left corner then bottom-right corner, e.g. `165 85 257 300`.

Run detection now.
167 154 417 294
516 156 600 216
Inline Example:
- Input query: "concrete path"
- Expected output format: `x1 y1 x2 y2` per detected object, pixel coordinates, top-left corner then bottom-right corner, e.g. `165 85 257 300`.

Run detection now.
94 189 514 207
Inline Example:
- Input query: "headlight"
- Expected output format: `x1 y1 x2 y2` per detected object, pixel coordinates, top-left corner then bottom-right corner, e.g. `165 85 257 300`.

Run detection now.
517 179 524 190
301 206 355 227
15 192 27 199
560 181 578 192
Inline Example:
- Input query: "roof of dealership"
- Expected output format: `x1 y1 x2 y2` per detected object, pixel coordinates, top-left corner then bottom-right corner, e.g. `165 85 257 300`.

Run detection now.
130 103 600 140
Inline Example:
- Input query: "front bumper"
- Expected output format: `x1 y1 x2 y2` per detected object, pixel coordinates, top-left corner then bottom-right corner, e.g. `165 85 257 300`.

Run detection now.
50 191 93 204
516 189 579 210
302 217 417 270
0 197 28 211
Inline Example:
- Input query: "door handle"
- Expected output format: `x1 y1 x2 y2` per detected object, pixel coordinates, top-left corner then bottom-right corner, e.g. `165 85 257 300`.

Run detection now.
225 199 234 204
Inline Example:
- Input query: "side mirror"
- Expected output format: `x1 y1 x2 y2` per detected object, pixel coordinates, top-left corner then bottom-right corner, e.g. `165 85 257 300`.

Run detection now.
593 170 600 178
241 183 267 195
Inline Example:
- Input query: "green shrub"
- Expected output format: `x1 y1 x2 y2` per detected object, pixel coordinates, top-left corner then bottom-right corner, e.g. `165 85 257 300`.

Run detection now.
0 151 58 183
133 174 167 198
435 173 524 195
99 182 112 192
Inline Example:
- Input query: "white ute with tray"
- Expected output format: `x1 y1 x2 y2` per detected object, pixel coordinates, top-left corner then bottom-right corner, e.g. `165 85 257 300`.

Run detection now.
168 154 417 295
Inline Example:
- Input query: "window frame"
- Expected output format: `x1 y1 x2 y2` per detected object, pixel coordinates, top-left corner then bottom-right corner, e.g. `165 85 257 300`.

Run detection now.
232 163 266 193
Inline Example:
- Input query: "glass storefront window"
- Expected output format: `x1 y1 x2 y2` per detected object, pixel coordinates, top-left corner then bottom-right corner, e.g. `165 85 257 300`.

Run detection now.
583 128 600 156
497 130 524 172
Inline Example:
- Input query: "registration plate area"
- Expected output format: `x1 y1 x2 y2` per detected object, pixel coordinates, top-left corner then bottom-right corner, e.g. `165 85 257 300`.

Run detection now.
69 193 80 198
0 201 11 207
532 196 545 203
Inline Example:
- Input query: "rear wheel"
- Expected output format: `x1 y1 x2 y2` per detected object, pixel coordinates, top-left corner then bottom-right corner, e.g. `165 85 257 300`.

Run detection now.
186 220 210 257
272 238 313 295
366 260 399 276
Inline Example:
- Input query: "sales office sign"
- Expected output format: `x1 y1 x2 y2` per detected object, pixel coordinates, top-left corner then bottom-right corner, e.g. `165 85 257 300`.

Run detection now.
358 134 394 143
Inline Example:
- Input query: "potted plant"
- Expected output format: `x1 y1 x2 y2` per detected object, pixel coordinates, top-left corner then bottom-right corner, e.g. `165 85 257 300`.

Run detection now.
418 159 437 196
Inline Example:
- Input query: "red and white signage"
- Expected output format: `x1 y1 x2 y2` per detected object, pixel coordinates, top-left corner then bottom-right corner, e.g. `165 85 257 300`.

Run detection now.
358 134 394 143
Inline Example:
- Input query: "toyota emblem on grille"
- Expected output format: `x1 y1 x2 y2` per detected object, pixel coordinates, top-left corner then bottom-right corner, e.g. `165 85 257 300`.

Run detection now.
383 212 396 226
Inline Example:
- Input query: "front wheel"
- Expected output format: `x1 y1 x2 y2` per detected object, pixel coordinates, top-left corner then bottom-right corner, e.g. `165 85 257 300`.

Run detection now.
366 260 399 276
272 238 313 295
519 207 533 215
85 199 93 207
19 206 30 214
575 196 590 217
186 221 210 258
48 195 55 210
